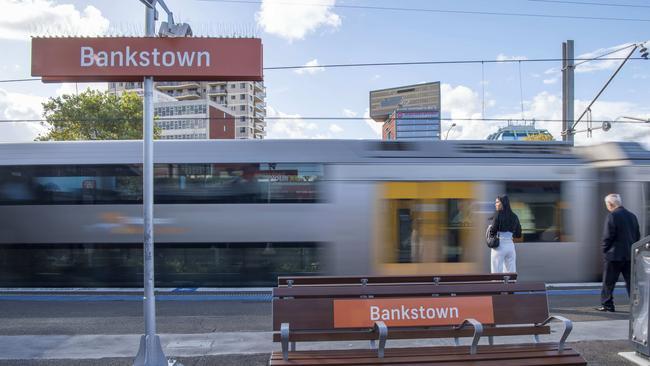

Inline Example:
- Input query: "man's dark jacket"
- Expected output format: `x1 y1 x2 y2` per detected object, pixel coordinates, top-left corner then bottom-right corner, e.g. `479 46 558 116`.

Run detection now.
602 206 640 261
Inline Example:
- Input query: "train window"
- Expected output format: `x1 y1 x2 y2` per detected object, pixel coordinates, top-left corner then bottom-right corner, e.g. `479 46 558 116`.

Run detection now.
505 181 566 242
0 242 322 287
0 165 143 205
155 163 323 203
0 163 323 205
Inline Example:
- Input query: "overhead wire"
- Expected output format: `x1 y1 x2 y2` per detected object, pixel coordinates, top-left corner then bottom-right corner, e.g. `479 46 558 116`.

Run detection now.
1 116 647 124
0 56 647 84
201 0 650 22
528 0 650 9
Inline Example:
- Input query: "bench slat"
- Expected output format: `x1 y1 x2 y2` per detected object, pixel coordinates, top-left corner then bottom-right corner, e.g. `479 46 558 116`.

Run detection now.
278 274 518 286
271 343 567 359
273 293 549 330
273 282 546 298
272 325 552 342
270 348 585 365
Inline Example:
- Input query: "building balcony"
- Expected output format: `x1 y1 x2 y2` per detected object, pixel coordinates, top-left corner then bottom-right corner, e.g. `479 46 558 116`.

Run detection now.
156 81 201 90
254 81 265 90
208 88 227 95
174 91 202 100
254 92 266 100
254 102 266 111
255 111 266 119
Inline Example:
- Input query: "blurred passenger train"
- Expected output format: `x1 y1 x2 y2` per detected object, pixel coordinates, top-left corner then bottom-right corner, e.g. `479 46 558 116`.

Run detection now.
1 140 649 287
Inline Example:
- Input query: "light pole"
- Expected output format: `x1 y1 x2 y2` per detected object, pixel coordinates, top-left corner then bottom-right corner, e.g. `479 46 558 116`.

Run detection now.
134 1 191 365
444 123 457 140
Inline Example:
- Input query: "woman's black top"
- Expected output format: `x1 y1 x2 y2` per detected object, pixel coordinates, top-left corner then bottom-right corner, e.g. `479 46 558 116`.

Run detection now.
488 195 522 238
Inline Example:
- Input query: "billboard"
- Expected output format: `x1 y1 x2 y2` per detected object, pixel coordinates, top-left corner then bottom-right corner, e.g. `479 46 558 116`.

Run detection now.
32 37 263 82
369 82 441 122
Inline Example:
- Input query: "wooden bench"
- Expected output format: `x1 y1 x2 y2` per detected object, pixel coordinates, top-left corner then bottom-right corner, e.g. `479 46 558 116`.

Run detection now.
270 274 586 365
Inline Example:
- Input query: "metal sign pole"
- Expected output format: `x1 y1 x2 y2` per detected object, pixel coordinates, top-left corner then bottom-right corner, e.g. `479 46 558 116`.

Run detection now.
134 1 168 365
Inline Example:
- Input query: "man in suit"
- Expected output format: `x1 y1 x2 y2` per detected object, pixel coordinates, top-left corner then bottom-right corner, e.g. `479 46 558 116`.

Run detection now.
596 193 640 312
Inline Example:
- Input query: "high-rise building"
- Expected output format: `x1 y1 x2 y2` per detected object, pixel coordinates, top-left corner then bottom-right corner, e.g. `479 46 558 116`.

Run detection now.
108 81 266 139
369 82 441 141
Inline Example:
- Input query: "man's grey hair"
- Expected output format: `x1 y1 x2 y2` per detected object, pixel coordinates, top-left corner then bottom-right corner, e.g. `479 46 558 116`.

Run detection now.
605 193 622 207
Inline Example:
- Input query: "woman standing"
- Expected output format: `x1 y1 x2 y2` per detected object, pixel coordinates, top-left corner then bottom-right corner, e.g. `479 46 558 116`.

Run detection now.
489 195 522 273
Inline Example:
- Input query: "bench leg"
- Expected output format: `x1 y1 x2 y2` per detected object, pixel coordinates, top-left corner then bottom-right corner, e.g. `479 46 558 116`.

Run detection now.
281 323 290 361
488 336 494 345
290 341 296 352
535 315 573 352
454 318 484 355
370 340 376 349
374 321 388 358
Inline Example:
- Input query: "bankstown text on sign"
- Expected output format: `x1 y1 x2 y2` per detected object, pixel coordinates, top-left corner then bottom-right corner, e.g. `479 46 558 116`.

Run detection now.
32 37 263 82
333 296 494 328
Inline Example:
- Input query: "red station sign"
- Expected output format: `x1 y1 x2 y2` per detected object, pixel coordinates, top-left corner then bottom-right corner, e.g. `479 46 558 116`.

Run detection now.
31 37 263 82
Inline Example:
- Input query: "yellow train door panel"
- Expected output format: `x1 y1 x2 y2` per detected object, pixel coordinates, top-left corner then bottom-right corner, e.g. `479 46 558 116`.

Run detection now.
375 182 481 275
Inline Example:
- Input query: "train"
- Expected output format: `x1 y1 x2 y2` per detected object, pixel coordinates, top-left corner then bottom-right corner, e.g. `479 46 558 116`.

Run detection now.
0 139 648 287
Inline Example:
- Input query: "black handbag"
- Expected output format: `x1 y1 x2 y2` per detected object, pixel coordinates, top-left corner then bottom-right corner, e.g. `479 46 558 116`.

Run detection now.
486 225 500 249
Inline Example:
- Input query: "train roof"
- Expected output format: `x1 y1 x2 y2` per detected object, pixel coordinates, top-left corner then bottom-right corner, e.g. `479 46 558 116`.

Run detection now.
577 142 650 167
0 139 584 165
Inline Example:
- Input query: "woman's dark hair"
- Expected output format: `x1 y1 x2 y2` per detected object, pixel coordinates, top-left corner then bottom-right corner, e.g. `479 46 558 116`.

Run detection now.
491 195 522 237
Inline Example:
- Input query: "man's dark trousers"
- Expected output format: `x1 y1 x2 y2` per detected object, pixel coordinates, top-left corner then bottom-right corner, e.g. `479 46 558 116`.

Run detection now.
600 259 631 309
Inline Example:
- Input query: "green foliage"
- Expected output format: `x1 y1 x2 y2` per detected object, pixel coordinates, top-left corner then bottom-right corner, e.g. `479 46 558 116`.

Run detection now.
37 89 160 141
523 133 554 141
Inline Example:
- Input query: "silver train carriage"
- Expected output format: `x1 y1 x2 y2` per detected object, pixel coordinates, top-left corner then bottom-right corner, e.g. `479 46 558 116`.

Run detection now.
0 139 648 287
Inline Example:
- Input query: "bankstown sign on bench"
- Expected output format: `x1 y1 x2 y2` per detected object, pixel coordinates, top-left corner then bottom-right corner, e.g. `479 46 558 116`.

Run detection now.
32 37 263 82
333 296 495 328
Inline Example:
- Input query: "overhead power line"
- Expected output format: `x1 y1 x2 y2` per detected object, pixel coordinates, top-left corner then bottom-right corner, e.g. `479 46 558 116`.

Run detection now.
203 0 650 22
528 0 650 9
2 56 646 84
574 44 636 67
1 117 647 124
0 78 41 83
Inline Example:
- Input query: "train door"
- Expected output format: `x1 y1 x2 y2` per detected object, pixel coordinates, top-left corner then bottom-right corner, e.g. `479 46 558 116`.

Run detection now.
374 182 482 275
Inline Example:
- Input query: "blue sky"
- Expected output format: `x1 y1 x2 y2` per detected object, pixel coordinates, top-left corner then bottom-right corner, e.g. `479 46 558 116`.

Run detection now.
0 0 648 143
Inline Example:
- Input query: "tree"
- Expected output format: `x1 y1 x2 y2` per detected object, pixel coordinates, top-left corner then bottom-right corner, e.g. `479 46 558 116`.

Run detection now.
523 133 554 141
37 89 160 141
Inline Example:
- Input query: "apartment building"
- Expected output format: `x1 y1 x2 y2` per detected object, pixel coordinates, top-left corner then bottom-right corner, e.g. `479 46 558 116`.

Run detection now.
154 99 235 140
109 80 266 139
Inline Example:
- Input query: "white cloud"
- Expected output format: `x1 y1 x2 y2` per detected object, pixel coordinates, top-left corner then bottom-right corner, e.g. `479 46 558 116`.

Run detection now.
544 42 649 75
265 105 317 139
342 108 357 118
496 53 528 62
363 108 382 138
574 42 637 73
485 91 650 146
294 59 325 75
329 124 343 133
440 83 485 140
0 0 109 40
441 83 482 120
0 88 47 142
256 0 341 41
543 78 558 85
